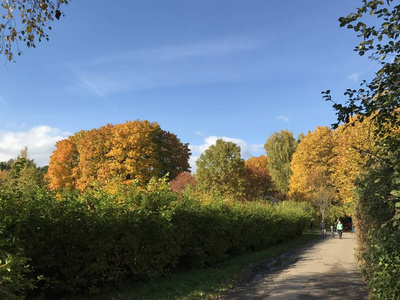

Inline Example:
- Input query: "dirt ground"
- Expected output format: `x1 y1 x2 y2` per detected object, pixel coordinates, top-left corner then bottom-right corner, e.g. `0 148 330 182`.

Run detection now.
222 232 368 300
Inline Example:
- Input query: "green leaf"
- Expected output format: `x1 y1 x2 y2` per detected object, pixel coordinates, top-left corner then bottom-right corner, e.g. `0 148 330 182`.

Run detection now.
390 190 400 197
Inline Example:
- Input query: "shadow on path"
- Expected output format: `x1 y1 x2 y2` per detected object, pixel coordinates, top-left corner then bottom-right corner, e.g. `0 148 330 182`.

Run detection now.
223 233 368 300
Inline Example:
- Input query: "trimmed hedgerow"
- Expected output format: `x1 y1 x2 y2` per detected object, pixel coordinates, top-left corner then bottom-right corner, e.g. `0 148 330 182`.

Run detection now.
354 162 400 299
0 182 311 299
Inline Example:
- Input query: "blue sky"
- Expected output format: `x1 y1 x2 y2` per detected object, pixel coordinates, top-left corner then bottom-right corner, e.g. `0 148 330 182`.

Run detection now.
0 0 378 171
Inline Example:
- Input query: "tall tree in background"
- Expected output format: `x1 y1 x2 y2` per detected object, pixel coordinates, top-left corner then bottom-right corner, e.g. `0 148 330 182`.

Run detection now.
154 130 191 180
46 138 78 190
75 125 114 190
330 116 379 207
195 139 245 200
46 120 190 191
0 0 69 61
244 155 276 201
263 130 297 195
289 127 337 217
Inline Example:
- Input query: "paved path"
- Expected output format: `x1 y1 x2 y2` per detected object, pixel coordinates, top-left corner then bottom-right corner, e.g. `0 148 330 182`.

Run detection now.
224 233 368 299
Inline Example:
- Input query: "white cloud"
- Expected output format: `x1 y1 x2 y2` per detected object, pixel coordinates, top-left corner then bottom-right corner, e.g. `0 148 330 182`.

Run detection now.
251 144 264 153
0 126 70 166
189 155 199 173
276 115 290 123
347 73 360 82
189 136 264 173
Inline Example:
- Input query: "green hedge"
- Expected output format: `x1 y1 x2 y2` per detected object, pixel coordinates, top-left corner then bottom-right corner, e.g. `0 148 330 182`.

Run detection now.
0 184 311 299
354 163 400 299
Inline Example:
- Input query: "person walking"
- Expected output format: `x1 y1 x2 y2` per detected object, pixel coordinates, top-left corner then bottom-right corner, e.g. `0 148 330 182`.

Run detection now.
320 219 327 238
330 225 335 238
337 220 344 239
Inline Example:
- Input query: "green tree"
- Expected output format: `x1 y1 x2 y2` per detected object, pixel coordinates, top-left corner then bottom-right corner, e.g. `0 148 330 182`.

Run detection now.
0 147 44 193
263 130 297 195
0 0 69 61
195 139 245 200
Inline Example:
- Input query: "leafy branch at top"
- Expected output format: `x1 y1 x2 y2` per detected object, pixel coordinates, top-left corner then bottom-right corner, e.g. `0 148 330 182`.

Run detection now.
0 0 69 62
323 0 399 146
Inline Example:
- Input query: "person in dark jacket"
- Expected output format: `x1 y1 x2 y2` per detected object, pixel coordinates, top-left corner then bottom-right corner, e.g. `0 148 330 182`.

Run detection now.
320 220 327 238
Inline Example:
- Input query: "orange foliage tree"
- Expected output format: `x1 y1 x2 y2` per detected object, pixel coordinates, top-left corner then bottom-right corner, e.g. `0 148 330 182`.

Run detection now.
75 124 114 190
47 120 191 191
244 155 276 201
46 138 79 190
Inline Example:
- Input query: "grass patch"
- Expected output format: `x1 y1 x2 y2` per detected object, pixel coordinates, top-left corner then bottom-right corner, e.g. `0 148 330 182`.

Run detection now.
72 234 319 300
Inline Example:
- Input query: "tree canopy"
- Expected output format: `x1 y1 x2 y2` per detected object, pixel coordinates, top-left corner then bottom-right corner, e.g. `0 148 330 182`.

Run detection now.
263 130 298 195
289 127 337 218
46 120 191 191
244 155 276 201
195 139 245 200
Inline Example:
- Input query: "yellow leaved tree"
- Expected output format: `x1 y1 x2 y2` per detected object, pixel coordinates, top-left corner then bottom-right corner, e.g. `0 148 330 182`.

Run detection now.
289 126 336 219
47 120 190 192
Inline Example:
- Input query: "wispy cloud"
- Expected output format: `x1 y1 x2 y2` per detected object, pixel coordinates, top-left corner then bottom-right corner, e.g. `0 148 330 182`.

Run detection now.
154 37 262 61
0 96 8 107
189 135 264 173
276 115 290 123
347 72 360 82
194 130 206 136
70 36 263 97
0 126 70 166
251 144 264 153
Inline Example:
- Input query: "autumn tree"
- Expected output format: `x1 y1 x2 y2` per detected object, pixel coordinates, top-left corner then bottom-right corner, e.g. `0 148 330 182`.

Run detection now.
244 155 276 201
154 130 191 180
289 126 337 217
75 124 114 190
330 116 380 206
46 138 79 190
0 0 69 61
170 172 196 193
195 139 245 200
46 120 191 191
263 130 298 195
